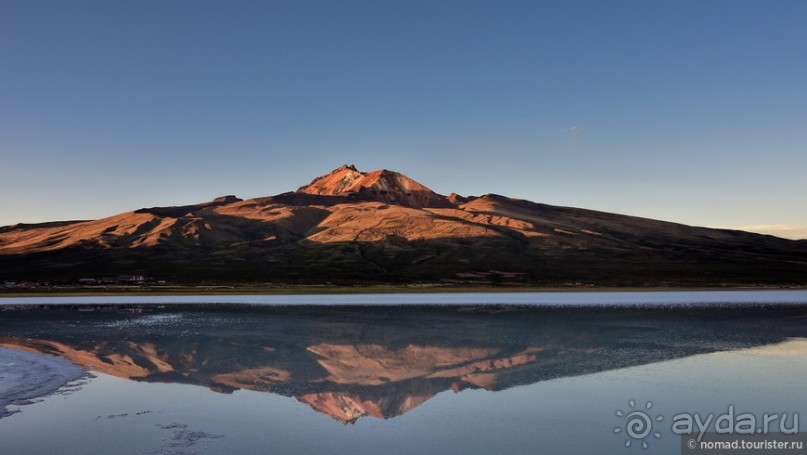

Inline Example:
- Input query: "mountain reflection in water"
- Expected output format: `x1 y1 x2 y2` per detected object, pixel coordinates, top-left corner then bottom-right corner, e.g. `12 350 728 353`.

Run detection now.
2 307 805 424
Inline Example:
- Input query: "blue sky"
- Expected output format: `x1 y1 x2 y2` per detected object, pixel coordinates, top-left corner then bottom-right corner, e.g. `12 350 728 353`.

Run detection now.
1 0 805 238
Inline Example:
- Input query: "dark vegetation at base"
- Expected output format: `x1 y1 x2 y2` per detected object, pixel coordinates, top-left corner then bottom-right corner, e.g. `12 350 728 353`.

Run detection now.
2 234 807 286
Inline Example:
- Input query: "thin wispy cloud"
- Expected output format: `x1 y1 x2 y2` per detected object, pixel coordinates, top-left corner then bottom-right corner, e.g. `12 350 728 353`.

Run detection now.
565 125 583 135
560 125 583 152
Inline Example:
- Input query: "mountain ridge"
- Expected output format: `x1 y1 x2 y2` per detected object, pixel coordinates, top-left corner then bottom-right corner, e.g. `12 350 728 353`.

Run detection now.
1 165 806 285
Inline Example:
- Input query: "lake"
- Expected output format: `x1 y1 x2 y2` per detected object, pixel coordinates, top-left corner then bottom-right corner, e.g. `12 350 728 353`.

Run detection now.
2 291 807 454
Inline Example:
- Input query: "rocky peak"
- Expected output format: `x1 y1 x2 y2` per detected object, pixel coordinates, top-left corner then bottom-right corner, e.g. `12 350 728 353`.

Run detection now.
296 166 454 208
296 165 365 196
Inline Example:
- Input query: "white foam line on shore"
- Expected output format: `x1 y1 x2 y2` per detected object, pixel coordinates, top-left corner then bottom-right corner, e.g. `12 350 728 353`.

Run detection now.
0 347 87 418
1 290 807 306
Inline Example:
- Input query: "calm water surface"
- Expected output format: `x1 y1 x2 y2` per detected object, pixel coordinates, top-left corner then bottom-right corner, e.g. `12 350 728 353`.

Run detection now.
1 294 807 454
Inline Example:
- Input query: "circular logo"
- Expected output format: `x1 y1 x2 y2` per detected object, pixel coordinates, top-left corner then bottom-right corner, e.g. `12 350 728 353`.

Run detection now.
614 400 663 449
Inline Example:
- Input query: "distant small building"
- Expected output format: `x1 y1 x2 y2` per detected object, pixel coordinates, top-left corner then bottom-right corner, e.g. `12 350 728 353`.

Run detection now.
78 278 98 285
116 275 145 283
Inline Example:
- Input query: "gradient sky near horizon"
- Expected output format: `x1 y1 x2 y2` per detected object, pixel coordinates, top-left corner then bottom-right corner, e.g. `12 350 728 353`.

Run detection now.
1 1 806 239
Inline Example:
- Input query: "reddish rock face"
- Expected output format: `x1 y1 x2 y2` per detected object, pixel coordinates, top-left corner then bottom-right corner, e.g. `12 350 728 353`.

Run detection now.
296 165 453 208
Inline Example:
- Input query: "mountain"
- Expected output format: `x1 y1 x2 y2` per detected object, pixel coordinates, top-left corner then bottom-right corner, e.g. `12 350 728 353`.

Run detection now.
1 165 806 285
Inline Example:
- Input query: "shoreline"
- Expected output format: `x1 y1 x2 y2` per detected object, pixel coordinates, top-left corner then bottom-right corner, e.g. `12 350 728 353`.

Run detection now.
2 289 807 309
1 283 805 298
0 347 87 419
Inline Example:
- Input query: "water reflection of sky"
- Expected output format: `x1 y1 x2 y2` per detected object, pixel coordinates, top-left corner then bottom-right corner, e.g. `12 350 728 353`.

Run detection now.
1 307 807 454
